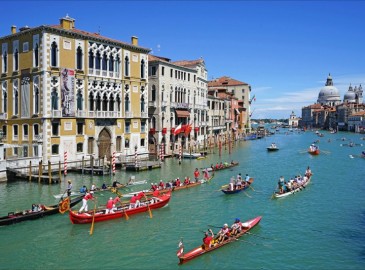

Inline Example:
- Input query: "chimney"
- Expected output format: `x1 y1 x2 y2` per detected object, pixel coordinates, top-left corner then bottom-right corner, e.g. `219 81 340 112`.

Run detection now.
60 14 75 30
11 25 16 34
131 36 138 46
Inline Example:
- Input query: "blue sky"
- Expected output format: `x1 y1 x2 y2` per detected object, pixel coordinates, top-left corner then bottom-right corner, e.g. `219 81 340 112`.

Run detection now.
2 1 365 119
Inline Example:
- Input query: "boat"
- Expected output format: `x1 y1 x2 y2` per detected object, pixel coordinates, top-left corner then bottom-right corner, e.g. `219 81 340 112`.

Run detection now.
112 179 148 189
267 143 279 151
177 216 262 265
0 196 83 226
122 174 215 198
204 161 239 172
272 175 311 199
221 178 254 194
308 149 320 155
182 152 203 159
69 191 172 224
53 187 110 199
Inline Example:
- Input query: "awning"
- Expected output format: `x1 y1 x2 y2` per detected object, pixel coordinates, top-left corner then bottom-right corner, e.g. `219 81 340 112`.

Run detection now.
176 110 190 118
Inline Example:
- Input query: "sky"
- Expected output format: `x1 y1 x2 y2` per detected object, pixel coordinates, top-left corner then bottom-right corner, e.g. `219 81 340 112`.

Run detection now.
1 1 365 119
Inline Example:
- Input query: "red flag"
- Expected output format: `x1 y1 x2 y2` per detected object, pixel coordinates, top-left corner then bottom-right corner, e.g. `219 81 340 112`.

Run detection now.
184 123 192 136
174 123 182 136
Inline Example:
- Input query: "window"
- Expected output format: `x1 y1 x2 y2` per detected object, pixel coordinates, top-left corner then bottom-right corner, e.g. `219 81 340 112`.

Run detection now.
125 121 130 133
23 146 28 157
125 138 130 148
141 138 145 147
170 69 173 78
151 85 156 101
13 79 18 115
1 81 7 113
161 67 165 76
14 49 19 71
77 143 83 153
33 76 39 114
13 125 18 139
125 94 129 112
116 136 121 151
13 147 18 157
52 122 59 136
76 46 83 70
51 88 58 110
34 43 39 67
109 55 114 72
33 145 39 157
88 50 94 69
77 122 83 135
95 51 101 70
125 56 129 76
141 121 146 133
33 124 39 139
2 44 8 73
194 75 196 82
88 137 94 154
102 53 107 71
51 41 58 67
23 124 28 139
52 144 59 155
141 59 145 79
151 66 156 76
141 96 145 113
115 55 120 76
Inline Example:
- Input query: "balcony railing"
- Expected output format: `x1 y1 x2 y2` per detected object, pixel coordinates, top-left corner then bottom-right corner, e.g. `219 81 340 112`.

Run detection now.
76 110 121 118
171 102 189 109
52 110 62 117
148 101 157 107
0 112 7 119
125 112 134 118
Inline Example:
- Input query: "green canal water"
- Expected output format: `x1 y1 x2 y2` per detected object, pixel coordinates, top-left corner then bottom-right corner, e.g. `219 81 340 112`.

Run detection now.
1 130 365 269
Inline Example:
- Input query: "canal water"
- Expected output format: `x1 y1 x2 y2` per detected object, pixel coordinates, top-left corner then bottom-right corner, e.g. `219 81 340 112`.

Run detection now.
1 129 364 269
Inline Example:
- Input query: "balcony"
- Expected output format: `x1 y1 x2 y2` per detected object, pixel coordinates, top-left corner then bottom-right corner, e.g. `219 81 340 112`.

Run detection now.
148 101 157 107
0 112 7 119
52 110 62 117
141 112 148 118
171 102 189 109
76 111 121 118
125 112 134 118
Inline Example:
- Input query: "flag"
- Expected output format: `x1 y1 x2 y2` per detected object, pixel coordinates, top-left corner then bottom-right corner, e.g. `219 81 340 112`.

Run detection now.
174 123 182 136
176 241 184 257
184 123 192 136
59 197 70 214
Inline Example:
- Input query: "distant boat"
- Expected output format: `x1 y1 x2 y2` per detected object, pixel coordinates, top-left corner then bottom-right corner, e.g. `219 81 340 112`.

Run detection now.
182 152 202 159
267 144 279 151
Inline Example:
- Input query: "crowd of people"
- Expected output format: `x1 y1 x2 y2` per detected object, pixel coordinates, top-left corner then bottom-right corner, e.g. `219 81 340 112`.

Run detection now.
227 173 251 191
276 166 312 194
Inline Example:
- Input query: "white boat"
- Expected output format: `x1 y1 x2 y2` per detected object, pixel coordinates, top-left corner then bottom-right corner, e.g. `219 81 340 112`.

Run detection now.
182 152 202 159
273 176 311 199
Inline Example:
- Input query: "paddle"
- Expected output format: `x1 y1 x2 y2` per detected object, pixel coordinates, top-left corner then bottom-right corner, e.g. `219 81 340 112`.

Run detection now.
144 195 153 218
235 238 272 248
243 191 252 198
89 198 97 235
120 202 129 220
245 231 278 240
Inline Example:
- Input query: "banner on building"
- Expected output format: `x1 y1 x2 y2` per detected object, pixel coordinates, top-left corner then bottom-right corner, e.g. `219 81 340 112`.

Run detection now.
61 68 75 117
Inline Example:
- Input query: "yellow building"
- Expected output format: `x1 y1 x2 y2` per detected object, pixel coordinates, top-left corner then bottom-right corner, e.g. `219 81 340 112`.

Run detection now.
0 16 150 165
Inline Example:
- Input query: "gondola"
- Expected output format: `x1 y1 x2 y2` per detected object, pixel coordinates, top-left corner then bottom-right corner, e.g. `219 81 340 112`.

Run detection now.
204 161 239 172
69 191 171 224
221 178 254 194
0 196 83 226
177 216 262 265
272 175 311 199
267 146 279 151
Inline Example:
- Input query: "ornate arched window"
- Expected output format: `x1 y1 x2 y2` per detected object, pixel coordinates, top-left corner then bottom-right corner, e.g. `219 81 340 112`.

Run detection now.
141 59 145 79
51 41 58 67
125 93 130 112
88 50 94 69
34 43 39 67
76 46 83 70
124 55 129 76
51 88 58 110
77 90 83 110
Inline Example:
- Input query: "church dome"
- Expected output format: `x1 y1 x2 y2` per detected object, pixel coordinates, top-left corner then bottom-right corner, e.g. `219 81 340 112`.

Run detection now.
344 84 356 103
317 74 341 105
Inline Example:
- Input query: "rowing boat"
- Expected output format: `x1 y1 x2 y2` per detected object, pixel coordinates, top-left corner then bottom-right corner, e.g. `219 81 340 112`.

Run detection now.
308 149 320 155
0 196 83 226
69 191 171 224
122 175 215 198
204 162 239 172
177 216 262 265
221 178 254 194
272 175 311 199
53 188 109 199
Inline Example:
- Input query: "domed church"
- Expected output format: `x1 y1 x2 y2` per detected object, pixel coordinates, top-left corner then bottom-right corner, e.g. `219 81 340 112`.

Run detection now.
343 84 363 104
317 73 341 106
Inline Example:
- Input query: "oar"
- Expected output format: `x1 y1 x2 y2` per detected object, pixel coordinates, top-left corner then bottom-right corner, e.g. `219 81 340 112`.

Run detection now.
120 202 129 220
144 195 153 218
208 224 222 229
235 238 272 248
243 191 252 198
89 199 97 235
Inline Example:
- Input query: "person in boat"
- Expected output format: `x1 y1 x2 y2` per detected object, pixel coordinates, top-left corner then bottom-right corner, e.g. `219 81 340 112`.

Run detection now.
176 178 181 187
223 161 229 167
245 174 250 183
210 164 215 171
78 191 94 213
203 169 210 180
235 177 243 189
305 166 312 178
165 181 171 189
194 168 200 182
112 196 121 211
184 177 190 185
90 184 97 192
202 229 214 249
215 163 220 170
112 180 120 188
158 180 165 190
216 224 230 243
80 185 87 194
31 204 37 212
286 181 292 192
219 162 224 169
236 173 242 182
150 189 161 204
282 181 288 193
101 183 107 190
129 194 138 209
135 191 145 207
67 180 72 197
150 183 157 191
127 177 134 185
106 197 114 214
231 218 243 236
278 176 285 193
229 176 236 190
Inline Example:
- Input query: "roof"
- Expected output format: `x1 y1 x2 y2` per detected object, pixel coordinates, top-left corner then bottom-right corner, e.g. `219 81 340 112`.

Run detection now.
350 111 365 116
172 59 204 67
208 76 248 87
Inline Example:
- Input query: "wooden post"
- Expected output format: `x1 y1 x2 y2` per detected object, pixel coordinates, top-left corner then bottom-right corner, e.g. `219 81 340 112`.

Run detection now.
38 160 42 183
59 161 62 182
48 160 52 184
91 155 94 175
28 161 32 182
82 156 85 175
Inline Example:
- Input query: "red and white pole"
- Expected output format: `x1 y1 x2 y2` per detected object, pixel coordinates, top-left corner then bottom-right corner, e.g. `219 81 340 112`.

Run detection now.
112 151 116 174
64 151 67 175
179 144 182 164
161 143 164 162
135 147 138 168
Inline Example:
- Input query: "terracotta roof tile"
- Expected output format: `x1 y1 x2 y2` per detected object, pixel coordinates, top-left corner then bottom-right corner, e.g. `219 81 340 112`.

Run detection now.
208 76 248 87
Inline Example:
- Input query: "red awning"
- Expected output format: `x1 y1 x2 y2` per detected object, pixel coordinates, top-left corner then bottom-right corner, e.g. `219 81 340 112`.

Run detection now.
175 110 190 118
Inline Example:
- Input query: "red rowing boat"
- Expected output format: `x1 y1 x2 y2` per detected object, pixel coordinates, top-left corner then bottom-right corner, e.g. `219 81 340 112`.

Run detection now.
177 216 262 265
308 149 320 155
69 191 171 224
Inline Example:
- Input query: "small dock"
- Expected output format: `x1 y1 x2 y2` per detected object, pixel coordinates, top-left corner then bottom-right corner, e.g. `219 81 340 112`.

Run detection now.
74 166 110 175
6 167 61 184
